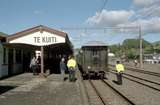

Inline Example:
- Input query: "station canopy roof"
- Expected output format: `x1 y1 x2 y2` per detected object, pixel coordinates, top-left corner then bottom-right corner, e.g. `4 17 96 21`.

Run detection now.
7 25 72 47
0 32 7 40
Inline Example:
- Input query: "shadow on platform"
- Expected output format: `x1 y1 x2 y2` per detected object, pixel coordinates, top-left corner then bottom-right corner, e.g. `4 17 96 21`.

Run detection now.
0 85 17 95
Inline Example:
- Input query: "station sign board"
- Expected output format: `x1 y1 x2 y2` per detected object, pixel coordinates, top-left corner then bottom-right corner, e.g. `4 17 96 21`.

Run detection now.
9 31 66 46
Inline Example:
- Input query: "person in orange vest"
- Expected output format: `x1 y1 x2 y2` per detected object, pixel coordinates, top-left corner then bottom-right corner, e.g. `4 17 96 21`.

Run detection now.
115 61 125 85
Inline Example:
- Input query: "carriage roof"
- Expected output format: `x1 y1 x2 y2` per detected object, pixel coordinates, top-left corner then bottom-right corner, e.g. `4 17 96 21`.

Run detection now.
82 41 108 49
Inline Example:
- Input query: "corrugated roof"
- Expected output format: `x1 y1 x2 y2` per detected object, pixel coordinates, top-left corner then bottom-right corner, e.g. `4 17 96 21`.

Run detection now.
0 32 7 40
0 32 7 37
83 41 107 46
7 25 67 42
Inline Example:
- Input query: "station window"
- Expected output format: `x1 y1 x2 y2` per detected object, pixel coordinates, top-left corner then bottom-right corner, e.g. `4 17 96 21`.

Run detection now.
16 49 22 63
3 47 6 64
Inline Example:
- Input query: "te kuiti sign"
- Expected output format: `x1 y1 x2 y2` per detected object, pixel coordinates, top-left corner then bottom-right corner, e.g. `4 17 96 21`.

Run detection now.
9 31 66 46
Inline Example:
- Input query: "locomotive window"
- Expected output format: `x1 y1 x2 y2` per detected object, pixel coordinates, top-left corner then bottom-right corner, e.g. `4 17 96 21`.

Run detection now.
92 50 98 56
92 50 99 65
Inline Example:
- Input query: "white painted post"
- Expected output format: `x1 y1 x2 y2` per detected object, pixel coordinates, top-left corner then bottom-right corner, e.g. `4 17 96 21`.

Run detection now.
41 46 44 74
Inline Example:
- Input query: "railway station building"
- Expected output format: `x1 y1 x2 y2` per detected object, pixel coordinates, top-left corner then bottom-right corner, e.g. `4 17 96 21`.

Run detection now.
0 25 73 78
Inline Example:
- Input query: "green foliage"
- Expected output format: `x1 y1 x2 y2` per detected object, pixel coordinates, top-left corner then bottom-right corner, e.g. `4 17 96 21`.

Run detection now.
109 38 158 60
123 39 151 49
144 45 154 54
153 42 160 53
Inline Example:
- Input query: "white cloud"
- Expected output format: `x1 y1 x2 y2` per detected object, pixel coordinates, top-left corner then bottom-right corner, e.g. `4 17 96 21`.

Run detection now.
119 17 160 34
140 17 160 33
86 7 160 34
33 10 43 15
69 36 73 41
132 0 160 19
87 10 134 26
133 0 156 7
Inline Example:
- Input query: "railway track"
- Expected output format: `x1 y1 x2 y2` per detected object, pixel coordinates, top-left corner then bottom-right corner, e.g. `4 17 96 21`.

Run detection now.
83 80 136 105
83 80 105 105
109 64 160 77
126 66 160 77
109 70 160 92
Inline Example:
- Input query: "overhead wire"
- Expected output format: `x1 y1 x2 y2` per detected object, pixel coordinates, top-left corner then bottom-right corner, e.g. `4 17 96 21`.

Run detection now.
131 0 160 22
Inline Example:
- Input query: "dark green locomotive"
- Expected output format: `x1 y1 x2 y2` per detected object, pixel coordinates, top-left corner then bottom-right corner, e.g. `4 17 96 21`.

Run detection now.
77 41 108 79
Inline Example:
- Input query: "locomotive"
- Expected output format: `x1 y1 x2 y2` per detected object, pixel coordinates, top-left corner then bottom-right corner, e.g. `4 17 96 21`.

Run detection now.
77 41 108 79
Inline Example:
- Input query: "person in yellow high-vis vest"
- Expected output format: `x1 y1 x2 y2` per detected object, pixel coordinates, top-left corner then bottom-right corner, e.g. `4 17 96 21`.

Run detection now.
67 55 77 82
115 61 125 85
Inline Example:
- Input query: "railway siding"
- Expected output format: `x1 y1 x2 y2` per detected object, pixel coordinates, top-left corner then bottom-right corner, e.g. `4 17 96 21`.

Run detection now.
91 80 134 105
124 63 160 74
106 72 160 105
109 64 160 85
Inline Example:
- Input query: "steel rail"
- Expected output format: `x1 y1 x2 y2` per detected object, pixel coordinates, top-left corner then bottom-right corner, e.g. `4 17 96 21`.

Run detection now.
123 72 160 86
109 70 160 92
109 68 160 86
109 64 160 77
89 80 106 105
126 66 160 77
101 79 136 105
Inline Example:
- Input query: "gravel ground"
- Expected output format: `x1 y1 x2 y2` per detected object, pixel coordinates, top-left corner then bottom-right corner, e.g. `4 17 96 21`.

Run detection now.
0 73 83 105
124 62 160 73
124 70 160 89
106 72 160 105
92 80 132 105
109 65 160 84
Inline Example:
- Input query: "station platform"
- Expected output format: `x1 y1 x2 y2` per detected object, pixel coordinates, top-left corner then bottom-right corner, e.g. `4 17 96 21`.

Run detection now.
0 72 87 105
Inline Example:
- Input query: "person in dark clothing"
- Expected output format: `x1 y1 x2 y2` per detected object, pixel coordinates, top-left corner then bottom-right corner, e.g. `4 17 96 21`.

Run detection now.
60 58 67 81
36 56 41 73
30 56 38 75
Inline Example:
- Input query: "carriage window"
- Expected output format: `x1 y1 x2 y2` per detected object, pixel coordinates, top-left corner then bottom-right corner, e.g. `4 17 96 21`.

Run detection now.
16 49 22 63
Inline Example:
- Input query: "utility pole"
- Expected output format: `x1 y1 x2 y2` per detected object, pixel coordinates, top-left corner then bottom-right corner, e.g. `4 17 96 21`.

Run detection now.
139 26 143 68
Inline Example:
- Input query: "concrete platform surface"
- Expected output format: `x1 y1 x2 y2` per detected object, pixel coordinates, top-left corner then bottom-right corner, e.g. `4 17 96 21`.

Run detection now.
0 73 83 105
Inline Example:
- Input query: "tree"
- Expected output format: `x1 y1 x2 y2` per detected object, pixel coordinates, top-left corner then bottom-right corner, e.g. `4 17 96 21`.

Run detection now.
109 38 153 60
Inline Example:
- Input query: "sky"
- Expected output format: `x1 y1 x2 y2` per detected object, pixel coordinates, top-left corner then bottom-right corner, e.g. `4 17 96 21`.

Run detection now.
0 0 160 48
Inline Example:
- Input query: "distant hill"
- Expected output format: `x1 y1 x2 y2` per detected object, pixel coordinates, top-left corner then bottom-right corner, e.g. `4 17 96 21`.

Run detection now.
152 41 160 53
153 41 160 45
109 38 155 59
122 39 151 49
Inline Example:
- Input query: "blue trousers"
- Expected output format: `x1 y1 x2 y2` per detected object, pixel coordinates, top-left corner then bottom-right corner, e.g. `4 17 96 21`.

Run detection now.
69 69 75 81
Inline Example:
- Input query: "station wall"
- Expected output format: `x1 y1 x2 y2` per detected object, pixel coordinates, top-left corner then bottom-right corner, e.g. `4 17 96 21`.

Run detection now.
0 44 2 78
0 45 24 78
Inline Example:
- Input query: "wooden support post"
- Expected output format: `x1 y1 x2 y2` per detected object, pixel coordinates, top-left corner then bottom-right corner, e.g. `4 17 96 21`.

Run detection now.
41 46 44 74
